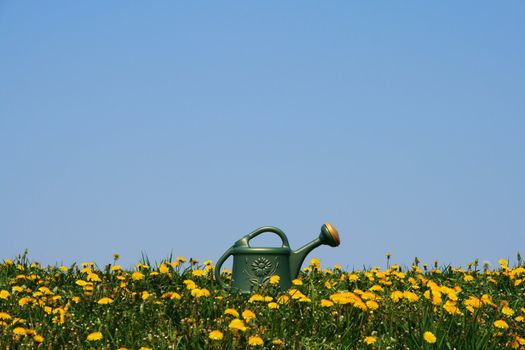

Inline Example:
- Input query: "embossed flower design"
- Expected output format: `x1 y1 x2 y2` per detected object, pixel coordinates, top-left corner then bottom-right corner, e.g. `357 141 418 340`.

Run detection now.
251 258 272 277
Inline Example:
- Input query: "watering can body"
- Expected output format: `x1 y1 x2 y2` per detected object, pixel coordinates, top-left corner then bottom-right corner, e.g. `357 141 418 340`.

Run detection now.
215 223 340 293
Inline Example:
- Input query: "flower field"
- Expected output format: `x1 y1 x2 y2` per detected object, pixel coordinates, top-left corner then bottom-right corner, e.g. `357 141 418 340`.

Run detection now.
1 252 524 349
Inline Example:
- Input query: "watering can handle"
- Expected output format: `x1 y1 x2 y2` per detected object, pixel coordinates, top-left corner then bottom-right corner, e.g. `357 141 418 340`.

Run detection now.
214 247 233 287
244 226 290 248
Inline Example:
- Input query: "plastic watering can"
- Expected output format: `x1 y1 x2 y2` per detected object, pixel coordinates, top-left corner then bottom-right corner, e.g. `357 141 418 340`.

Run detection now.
215 223 340 293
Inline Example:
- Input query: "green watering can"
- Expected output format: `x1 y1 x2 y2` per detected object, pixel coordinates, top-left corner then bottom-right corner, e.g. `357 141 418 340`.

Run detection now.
215 223 340 293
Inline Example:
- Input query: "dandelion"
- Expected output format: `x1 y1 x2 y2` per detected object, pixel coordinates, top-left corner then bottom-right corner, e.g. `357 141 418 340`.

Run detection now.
209 330 224 340
13 327 27 336
228 318 247 332
183 279 197 290
0 290 10 299
97 297 113 304
494 320 509 329
248 335 264 346
390 290 403 303
321 299 334 307
131 272 144 281
364 336 377 345
310 258 321 268
270 275 280 284
348 273 359 281
366 300 379 310
249 294 265 302
191 288 210 298
87 332 103 341
403 291 419 302
502 306 515 316
224 308 239 317
192 269 205 277
33 334 44 343
268 302 279 309
463 275 474 282
0 312 11 320
423 331 436 344
242 309 256 322
292 279 303 286
87 273 101 282
141 291 150 300
159 264 169 274
271 339 284 345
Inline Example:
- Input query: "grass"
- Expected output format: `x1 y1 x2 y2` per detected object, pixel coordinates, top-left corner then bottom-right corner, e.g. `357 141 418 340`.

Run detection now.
0 251 524 349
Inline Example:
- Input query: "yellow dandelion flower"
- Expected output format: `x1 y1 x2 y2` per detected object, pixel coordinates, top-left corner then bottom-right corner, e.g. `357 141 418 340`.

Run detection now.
131 272 144 281
209 330 223 340
139 347 152 350
87 331 103 341
18 297 32 306
443 300 460 315
494 319 509 329
228 318 247 332
249 294 265 302
33 334 44 343
13 327 27 336
242 309 256 322
310 258 321 267
391 290 403 303
248 335 264 346
192 269 205 277
463 275 474 282
366 300 379 310
423 331 436 344
183 279 197 290
141 291 150 300
161 291 181 300
87 273 101 282
292 279 303 286
271 339 283 345
502 306 515 316
321 299 334 307
177 256 186 263
97 297 113 305
348 273 359 281
224 308 240 317
0 290 10 299
191 288 210 298
364 336 377 345
268 302 279 309
0 312 11 320
159 264 169 274
403 291 419 302
277 295 290 304
289 289 305 299
270 275 280 285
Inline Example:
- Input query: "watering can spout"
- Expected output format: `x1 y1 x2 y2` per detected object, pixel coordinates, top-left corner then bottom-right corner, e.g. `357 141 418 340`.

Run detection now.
289 223 340 278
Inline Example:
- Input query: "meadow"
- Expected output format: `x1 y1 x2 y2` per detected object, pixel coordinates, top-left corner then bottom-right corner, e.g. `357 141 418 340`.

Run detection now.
0 252 524 349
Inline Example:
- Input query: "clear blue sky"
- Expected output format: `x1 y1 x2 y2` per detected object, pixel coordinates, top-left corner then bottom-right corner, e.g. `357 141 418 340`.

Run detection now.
1 1 524 270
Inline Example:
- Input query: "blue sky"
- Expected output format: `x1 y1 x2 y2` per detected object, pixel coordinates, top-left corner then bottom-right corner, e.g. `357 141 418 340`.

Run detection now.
1 1 524 270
